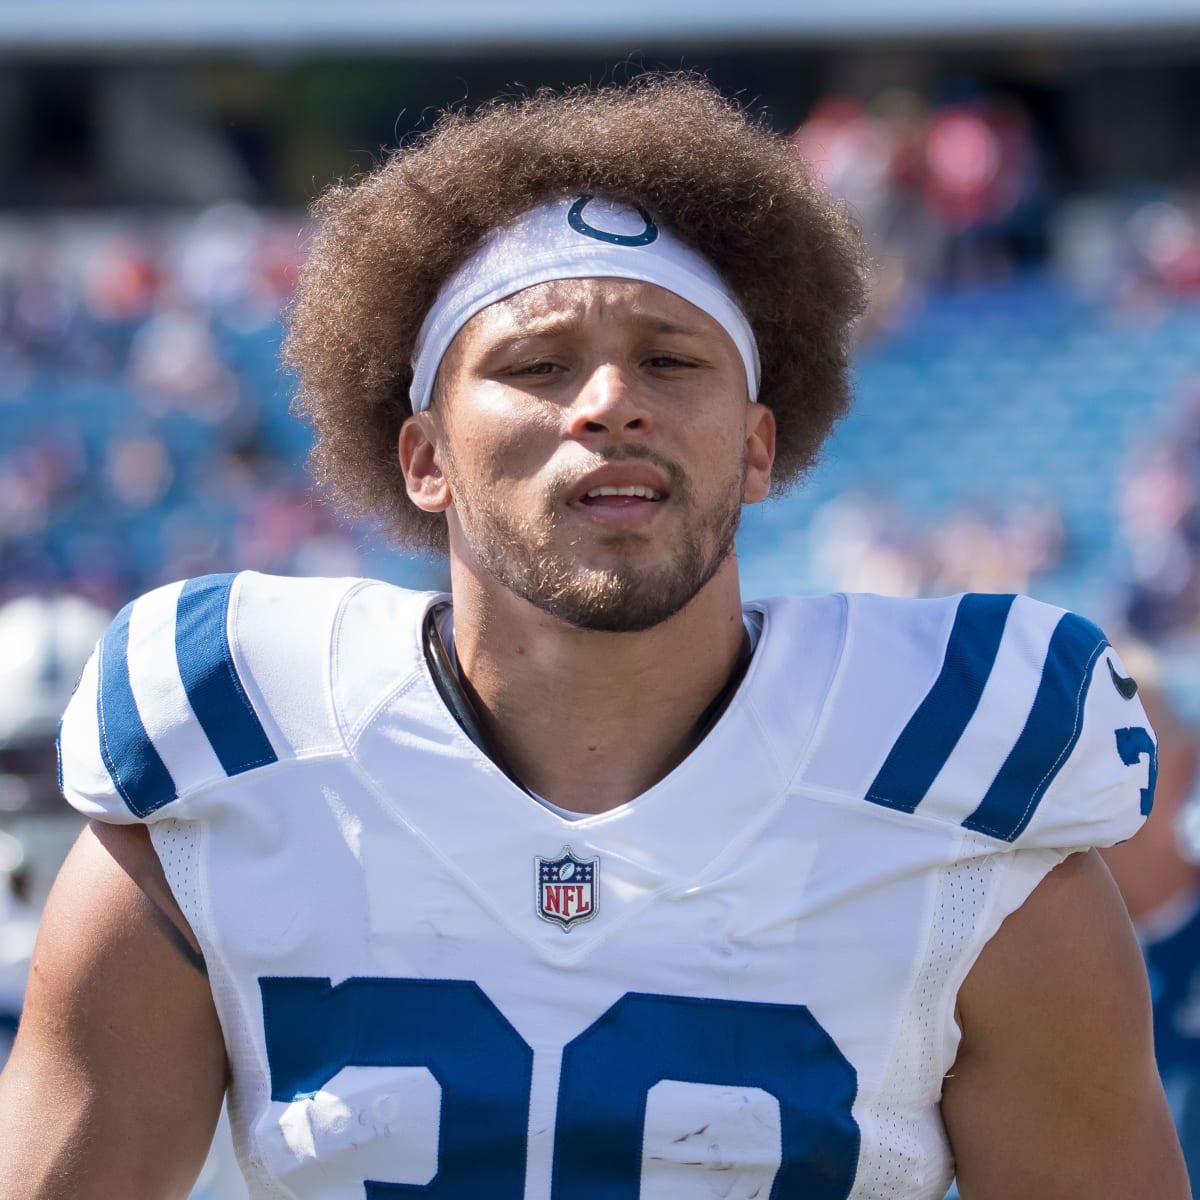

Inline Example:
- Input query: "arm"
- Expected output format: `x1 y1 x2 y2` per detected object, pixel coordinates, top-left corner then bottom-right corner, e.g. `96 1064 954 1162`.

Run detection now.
942 848 1188 1198
0 821 228 1199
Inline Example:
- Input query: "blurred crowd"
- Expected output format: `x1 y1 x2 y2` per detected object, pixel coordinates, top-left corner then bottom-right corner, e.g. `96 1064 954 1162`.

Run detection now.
0 204 386 615
790 86 1200 330
787 84 1200 626
803 488 1067 601
0 90 1191 640
792 87 1051 329
1 83 1199 632
1117 385 1200 642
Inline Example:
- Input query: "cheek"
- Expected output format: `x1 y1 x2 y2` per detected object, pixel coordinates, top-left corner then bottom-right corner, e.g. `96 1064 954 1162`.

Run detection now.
450 407 559 486
690 418 748 476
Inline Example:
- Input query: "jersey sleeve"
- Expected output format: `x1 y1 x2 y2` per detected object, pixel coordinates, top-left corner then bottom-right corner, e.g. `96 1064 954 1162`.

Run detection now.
988 630 1156 852
907 596 1154 851
828 592 1155 853
59 573 281 823
58 572 345 824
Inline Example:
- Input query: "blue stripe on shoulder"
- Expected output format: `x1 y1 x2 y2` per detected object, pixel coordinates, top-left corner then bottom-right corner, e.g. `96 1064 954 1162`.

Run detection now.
963 612 1108 842
96 601 178 817
866 593 1015 814
176 574 278 778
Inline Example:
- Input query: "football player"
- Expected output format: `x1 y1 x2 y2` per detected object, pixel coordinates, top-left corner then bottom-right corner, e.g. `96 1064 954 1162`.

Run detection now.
0 75 1187 1198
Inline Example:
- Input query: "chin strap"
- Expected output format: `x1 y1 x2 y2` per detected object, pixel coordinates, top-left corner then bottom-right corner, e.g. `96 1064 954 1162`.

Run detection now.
423 602 533 795
691 628 754 744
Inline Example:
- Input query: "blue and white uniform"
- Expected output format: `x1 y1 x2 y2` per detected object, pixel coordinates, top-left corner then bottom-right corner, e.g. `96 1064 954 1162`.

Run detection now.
59 573 1155 1200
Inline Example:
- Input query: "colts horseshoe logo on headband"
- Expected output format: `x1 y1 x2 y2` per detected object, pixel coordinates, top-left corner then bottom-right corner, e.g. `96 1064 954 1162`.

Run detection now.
408 194 761 413
567 195 658 247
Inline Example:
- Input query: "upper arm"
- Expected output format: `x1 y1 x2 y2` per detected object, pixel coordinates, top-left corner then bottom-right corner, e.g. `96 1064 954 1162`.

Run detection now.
0 821 227 1200
943 848 1188 1199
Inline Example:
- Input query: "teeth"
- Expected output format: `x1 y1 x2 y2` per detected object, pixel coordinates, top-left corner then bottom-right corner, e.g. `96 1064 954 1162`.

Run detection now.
585 485 663 501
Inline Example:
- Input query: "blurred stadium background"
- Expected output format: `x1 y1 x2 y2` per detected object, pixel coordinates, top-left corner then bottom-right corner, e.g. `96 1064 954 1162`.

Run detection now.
1 2 1199 1196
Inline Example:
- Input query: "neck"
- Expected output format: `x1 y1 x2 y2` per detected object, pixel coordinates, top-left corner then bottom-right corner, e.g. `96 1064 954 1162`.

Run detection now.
446 556 750 814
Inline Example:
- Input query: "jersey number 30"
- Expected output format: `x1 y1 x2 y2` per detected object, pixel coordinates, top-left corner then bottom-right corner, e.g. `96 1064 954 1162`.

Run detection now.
260 977 860 1199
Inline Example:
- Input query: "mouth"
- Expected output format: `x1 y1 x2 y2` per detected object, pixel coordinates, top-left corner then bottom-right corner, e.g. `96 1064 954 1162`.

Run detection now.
557 456 679 531
578 484 665 505
560 477 670 535
568 460 674 506
568 479 670 528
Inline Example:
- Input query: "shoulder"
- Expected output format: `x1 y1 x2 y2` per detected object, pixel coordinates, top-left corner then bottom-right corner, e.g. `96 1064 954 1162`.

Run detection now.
944 848 1188 1199
770 591 1155 853
57 572 435 823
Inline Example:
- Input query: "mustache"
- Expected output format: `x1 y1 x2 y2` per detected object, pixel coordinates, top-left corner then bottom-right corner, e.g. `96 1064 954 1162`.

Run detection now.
548 444 688 501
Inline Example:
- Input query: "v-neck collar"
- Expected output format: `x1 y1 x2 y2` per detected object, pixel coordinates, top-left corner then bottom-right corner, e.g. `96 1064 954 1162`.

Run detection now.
339 586 844 959
419 600 756 808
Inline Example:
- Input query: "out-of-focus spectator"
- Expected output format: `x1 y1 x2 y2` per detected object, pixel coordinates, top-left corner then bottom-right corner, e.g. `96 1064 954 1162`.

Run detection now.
1102 645 1200 1190
1118 383 1200 640
805 491 924 596
0 593 110 1071
791 82 1048 328
804 490 1066 599
0 593 112 814
0 206 420 606
0 829 32 1072
1055 189 1200 308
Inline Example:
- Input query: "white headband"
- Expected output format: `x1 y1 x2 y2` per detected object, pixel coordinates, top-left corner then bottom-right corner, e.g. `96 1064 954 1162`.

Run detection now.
408 194 761 414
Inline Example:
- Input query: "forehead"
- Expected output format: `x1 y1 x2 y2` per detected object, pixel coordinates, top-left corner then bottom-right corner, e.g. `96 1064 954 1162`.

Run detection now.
453 276 732 348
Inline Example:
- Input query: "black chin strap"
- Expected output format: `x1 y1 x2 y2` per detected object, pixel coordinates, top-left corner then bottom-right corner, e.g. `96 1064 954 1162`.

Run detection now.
421 601 754 800
423 602 531 794
691 628 754 743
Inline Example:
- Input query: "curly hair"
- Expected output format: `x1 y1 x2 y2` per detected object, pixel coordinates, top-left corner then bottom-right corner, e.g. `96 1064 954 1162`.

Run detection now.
284 73 868 554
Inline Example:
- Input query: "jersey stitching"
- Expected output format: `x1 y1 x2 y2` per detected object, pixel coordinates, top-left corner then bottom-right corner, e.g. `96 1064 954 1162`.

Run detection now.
967 636 1106 840
797 777 1022 843
328 578 360 754
95 645 137 809
216 572 281 772
785 592 851 790
332 582 432 751
863 593 977 812
328 584 353 758
780 592 852 797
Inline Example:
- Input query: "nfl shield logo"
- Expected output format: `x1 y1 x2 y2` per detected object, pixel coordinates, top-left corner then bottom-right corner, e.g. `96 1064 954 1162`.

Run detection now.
535 846 599 931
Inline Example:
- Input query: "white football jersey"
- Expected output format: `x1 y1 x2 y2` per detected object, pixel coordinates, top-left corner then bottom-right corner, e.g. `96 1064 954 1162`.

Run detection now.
59 572 1156 1200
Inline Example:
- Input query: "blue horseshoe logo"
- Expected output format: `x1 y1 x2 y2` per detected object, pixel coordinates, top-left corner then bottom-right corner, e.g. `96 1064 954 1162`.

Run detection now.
567 195 658 246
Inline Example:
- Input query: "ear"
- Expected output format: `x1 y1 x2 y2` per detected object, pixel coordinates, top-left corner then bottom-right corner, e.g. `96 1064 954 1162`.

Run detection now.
742 402 776 505
398 414 452 514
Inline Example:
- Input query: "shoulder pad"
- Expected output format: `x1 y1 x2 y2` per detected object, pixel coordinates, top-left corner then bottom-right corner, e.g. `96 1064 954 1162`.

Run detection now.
808 593 1153 849
58 572 358 822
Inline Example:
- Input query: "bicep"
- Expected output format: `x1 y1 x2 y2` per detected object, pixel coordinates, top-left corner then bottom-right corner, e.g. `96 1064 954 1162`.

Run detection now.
943 849 1187 1199
0 821 227 1199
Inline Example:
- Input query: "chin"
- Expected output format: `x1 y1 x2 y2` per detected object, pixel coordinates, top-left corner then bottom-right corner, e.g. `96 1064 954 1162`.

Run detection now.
524 556 723 634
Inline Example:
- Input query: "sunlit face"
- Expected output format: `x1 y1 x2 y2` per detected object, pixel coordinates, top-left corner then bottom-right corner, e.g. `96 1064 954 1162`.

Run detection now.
402 277 774 633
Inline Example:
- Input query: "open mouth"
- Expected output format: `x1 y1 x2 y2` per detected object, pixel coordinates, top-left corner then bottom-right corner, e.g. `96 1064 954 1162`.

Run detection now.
579 485 665 505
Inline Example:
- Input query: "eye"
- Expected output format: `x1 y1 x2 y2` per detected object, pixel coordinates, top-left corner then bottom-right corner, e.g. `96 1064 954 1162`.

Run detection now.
509 360 561 377
645 354 695 370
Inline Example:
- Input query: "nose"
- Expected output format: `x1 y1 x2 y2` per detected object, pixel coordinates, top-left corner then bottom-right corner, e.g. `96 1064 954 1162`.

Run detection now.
564 362 651 440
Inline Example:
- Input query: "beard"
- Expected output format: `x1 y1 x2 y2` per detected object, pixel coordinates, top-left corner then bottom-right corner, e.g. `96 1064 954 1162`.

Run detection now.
444 446 745 634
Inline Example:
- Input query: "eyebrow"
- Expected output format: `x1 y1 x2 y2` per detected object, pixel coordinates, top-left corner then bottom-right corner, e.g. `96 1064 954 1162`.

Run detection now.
482 310 706 352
